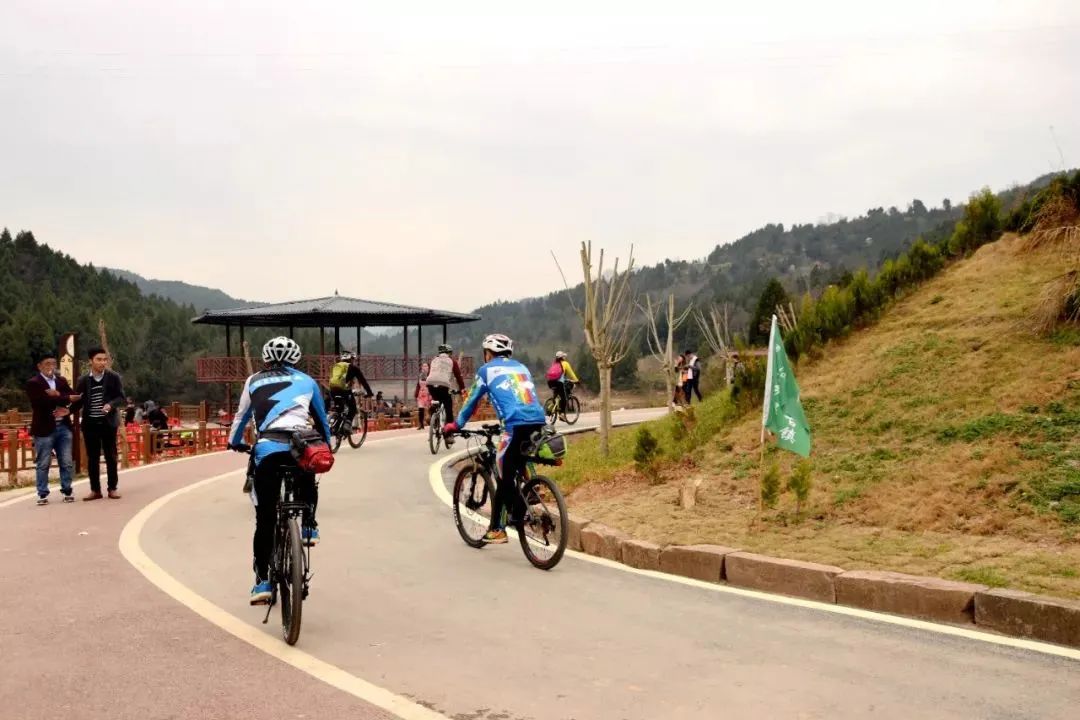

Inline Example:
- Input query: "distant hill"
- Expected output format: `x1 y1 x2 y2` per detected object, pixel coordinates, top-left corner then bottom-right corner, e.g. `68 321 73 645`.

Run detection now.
103 268 258 312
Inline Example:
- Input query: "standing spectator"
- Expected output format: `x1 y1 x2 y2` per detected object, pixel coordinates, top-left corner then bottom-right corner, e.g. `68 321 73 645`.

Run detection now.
414 362 431 430
25 349 80 505
682 349 703 404
144 401 169 430
71 347 125 500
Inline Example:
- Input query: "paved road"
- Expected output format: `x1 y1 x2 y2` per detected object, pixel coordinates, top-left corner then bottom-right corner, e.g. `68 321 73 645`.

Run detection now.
126 410 1079 720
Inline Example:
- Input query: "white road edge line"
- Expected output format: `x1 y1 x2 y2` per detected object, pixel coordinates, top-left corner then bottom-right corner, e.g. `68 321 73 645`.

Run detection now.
428 450 1080 662
117 438 451 720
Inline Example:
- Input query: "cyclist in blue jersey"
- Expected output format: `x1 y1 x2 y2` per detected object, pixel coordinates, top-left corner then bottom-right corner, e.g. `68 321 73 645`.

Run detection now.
228 336 332 604
443 333 547 544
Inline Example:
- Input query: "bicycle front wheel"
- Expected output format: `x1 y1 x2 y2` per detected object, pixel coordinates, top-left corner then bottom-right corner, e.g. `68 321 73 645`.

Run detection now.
279 517 304 645
517 475 568 570
348 411 368 448
453 464 495 548
564 396 581 425
544 397 558 424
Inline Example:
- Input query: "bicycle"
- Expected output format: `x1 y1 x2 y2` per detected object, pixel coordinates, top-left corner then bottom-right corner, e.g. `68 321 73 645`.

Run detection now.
449 424 569 570
327 391 369 453
427 390 460 455
544 382 581 426
238 447 313 646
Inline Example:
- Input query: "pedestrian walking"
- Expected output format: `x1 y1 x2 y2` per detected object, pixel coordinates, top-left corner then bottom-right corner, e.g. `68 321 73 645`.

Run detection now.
24 349 80 505
71 347 125 500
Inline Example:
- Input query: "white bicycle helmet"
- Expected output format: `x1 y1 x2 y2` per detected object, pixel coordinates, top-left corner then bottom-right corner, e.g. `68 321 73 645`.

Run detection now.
554 350 568 360
262 336 302 365
482 333 514 356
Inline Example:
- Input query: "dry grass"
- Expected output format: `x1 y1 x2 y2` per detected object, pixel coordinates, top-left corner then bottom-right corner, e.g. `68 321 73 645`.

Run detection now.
557 234 1080 599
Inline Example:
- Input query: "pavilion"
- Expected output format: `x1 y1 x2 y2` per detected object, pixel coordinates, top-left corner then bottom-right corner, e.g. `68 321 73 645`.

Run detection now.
192 294 480 410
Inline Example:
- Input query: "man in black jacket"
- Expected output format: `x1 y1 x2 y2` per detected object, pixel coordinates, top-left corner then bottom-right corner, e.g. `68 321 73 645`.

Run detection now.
25 349 81 505
71 347 125 500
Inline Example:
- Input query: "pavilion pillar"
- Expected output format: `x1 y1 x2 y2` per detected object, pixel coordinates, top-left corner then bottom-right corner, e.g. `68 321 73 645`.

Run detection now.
403 325 409 402
288 326 294 339
319 327 325 357
334 326 341 355
225 325 233 415
442 323 448 344
357 327 362 355
418 325 423 363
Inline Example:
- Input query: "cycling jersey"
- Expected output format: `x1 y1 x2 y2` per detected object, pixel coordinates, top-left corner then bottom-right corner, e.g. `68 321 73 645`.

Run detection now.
455 357 546 430
229 366 331 465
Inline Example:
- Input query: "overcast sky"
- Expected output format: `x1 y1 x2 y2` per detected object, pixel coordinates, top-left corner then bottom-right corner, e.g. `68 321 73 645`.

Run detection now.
2 1 1078 310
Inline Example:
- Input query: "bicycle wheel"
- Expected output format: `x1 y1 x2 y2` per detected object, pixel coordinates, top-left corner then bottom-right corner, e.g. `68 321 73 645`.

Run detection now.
428 407 442 455
279 517 304 645
453 464 495 548
347 410 368 448
517 475 568 570
564 396 581 425
544 397 558 424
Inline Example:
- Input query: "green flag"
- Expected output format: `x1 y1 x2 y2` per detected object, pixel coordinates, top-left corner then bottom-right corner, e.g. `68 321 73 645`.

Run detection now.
762 315 812 457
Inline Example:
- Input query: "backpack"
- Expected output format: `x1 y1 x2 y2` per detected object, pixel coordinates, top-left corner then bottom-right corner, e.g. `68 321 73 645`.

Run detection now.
545 360 563 381
427 354 454 387
329 362 349 389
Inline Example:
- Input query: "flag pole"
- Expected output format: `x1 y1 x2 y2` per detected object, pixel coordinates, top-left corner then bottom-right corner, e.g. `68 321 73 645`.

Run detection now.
759 314 778 510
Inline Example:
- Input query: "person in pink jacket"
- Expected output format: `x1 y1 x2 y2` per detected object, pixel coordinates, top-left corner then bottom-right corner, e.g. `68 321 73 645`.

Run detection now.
414 362 432 430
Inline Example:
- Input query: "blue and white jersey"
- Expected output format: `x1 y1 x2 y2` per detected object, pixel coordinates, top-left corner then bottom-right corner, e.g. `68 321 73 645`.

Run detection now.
455 357 546 430
228 366 331 464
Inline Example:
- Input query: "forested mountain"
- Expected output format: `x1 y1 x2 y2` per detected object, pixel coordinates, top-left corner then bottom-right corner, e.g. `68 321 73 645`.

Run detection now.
103 268 258 312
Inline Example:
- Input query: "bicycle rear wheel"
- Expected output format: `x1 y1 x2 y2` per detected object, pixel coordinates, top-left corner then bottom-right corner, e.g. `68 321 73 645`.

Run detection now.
564 396 581 425
428 407 442 455
279 517 304 645
348 410 368 448
517 475 568 570
453 464 495 548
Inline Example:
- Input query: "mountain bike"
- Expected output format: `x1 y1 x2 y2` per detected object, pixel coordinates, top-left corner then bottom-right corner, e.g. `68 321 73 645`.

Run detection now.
427 390 460 455
327 391 369 453
449 424 569 570
237 447 313 646
544 383 580 425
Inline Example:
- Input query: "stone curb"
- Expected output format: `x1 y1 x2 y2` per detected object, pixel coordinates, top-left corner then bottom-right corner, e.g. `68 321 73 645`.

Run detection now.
835 571 983 625
659 545 738 583
974 588 1080 647
724 552 843 603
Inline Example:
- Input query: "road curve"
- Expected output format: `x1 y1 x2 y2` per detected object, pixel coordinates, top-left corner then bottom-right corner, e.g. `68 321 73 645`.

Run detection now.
3 412 1079 720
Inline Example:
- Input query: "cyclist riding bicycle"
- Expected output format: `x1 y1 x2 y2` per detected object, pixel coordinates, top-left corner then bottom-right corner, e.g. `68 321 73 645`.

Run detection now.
545 350 579 413
228 337 332 605
328 352 374 421
443 333 547 544
426 343 467 441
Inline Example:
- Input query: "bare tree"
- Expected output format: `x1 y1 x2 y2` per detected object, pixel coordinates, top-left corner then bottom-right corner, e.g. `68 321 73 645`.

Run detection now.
776 301 799 334
696 303 735 386
640 294 692 411
554 242 637 456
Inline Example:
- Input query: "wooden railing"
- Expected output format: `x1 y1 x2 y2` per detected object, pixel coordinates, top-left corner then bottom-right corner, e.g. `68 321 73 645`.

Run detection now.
1 392 496 487
196 354 477 383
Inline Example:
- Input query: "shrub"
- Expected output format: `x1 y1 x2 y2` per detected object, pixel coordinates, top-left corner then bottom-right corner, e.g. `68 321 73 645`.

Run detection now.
761 462 782 509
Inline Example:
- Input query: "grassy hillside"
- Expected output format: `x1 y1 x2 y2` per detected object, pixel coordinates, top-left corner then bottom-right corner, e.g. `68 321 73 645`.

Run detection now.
552 232 1080 599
